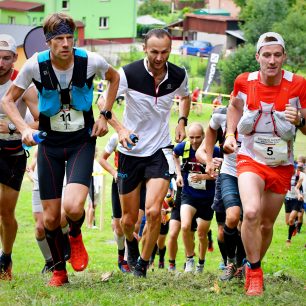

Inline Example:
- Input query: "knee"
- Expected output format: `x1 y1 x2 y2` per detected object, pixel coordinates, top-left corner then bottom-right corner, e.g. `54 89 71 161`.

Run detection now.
197 231 207 241
260 222 273 235
35 224 45 239
181 223 191 233
226 214 240 228
121 215 136 229
0 212 16 226
146 208 161 223
243 209 259 224
44 214 60 229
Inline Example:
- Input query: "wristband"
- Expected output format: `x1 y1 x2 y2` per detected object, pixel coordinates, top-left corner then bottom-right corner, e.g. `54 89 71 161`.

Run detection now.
225 133 235 139
178 116 188 126
296 117 305 128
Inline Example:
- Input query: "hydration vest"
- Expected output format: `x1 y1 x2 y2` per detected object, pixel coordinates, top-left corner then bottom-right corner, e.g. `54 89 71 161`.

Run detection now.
33 48 95 117
181 141 205 173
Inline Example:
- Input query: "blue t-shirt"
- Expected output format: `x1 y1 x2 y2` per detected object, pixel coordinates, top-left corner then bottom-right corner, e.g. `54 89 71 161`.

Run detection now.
174 142 220 199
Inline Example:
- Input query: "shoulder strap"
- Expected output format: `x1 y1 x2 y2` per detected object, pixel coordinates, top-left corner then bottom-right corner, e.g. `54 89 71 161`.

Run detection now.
183 141 190 160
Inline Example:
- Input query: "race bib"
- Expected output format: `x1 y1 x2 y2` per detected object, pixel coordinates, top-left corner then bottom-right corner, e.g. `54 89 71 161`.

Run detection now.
50 108 85 132
253 134 288 166
188 173 206 190
162 147 175 175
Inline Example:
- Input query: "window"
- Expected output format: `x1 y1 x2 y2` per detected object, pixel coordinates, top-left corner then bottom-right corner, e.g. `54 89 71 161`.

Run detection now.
62 0 69 9
40 17 44 23
99 17 109 29
32 17 37 26
82 17 86 26
8 16 15 24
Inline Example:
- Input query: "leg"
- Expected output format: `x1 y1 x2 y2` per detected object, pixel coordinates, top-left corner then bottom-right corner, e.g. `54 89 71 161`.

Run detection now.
197 218 211 261
167 219 181 265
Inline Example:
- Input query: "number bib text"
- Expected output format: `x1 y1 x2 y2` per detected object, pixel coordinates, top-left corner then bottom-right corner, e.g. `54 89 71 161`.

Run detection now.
50 108 85 132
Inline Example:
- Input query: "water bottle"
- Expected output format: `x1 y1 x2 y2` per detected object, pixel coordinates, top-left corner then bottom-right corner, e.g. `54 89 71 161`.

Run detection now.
22 131 47 150
127 133 138 149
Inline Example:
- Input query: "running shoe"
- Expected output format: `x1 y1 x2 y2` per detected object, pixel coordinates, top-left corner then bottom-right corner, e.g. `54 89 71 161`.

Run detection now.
0 259 12 281
286 239 291 246
126 238 140 271
133 262 147 278
195 263 204 274
207 241 214 252
246 267 264 296
63 233 71 262
41 261 54 274
219 263 237 281
158 261 165 269
233 266 243 279
118 256 131 273
292 227 297 237
184 257 195 273
48 270 69 287
168 263 176 272
69 233 88 272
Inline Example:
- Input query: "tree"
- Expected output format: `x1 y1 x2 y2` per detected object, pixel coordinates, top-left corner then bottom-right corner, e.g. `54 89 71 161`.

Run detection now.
138 0 170 16
273 0 306 72
239 0 289 44
218 44 259 94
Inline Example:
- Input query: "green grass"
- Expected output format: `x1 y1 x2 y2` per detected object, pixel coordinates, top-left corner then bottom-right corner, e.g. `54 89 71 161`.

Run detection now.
0 103 306 305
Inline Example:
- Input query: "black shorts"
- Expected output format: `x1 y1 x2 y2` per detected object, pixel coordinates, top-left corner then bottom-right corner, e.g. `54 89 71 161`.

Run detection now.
117 148 170 195
160 221 169 235
112 179 146 218
170 187 197 231
0 152 26 191
284 198 303 213
37 142 95 200
181 193 214 221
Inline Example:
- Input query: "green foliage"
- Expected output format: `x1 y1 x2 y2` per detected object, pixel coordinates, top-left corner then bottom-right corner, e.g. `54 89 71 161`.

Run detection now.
218 44 259 93
136 24 161 39
138 0 170 16
273 0 306 72
232 0 247 7
239 0 289 44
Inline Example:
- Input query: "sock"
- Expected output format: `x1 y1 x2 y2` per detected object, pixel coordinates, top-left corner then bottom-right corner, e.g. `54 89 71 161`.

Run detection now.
45 227 66 271
169 259 175 265
187 255 194 259
247 260 261 270
198 259 205 265
159 246 166 262
297 222 302 233
288 224 296 240
150 244 158 263
67 211 85 238
0 251 12 269
36 237 52 262
114 231 125 250
207 229 212 243
138 256 149 268
217 239 227 266
236 231 246 267
61 224 69 234
224 225 238 262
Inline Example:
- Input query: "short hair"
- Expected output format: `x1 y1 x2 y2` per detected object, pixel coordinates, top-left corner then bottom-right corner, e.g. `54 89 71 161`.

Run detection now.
144 28 172 45
43 13 76 37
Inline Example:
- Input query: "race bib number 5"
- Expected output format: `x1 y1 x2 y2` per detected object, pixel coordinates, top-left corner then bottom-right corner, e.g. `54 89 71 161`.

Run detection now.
50 109 85 132
253 134 288 166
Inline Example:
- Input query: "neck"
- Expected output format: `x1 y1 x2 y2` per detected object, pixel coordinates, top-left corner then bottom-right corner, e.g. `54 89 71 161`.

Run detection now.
260 71 283 86
51 53 74 70
0 68 13 85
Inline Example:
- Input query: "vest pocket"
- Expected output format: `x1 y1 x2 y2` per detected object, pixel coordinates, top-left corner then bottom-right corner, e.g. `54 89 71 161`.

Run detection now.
71 84 93 112
38 88 61 117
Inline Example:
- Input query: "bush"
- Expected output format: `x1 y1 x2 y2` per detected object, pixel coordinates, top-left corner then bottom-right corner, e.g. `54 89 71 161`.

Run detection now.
218 44 259 93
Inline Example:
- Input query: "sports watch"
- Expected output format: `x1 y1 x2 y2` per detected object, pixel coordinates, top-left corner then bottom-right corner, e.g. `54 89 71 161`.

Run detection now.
8 122 16 135
178 116 188 126
297 116 306 128
100 110 112 120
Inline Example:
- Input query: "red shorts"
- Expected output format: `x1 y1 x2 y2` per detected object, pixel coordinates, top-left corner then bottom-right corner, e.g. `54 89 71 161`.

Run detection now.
236 155 294 194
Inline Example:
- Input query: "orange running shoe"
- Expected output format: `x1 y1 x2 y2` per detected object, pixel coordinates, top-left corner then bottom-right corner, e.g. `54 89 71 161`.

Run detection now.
69 233 88 272
48 270 69 287
0 261 12 281
246 267 264 296
244 264 250 291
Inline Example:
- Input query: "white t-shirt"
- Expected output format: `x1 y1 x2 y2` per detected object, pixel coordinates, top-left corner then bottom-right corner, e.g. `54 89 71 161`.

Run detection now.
105 133 119 155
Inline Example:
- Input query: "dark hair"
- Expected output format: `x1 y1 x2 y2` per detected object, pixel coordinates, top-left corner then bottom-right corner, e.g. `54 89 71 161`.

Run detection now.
144 28 171 45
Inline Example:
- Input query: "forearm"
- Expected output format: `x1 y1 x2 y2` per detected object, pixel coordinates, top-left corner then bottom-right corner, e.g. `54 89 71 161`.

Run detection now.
226 102 243 134
204 127 217 162
179 95 191 118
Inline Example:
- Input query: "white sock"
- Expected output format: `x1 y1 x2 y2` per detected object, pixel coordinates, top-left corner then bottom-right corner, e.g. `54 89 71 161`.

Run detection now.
114 231 125 250
36 237 52 262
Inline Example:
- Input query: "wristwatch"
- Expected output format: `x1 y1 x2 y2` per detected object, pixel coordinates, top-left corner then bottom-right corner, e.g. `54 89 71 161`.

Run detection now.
178 116 188 126
8 122 16 135
296 116 306 128
100 110 112 120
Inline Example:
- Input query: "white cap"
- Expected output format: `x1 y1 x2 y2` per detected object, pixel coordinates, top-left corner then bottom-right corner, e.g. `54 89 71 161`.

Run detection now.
256 32 285 53
0 34 17 54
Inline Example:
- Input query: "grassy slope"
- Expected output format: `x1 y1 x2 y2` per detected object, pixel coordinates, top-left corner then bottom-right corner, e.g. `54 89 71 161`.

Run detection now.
0 103 305 305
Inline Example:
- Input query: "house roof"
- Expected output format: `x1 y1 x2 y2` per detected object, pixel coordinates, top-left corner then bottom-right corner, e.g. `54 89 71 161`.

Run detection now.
137 15 166 26
0 24 36 46
0 1 44 12
193 8 231 16
226 30 245 41
185 13 239 22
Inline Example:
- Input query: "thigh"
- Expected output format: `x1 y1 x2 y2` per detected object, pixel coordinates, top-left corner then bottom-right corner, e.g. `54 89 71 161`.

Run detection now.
261 190 285 225
197 218 211 235
0 183 19 215
180 201 197 228
145 178 169 210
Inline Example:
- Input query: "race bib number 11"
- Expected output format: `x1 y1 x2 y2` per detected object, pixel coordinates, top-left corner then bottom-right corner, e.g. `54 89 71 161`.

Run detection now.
50 109 85 132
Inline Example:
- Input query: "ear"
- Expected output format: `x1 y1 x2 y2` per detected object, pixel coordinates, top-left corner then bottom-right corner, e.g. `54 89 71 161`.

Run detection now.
255 53 260 63
142 43 146 52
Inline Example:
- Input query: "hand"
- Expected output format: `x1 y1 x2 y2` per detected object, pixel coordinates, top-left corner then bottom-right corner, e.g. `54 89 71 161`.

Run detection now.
223 135 237 154
176 175 184 187
285 104 299 125
213 157 223 169
91 116 109 137
297 193 304 201
189 173 202 182
175 124 186 143
205 160 215 178
21 127 38 146
118 128 138 150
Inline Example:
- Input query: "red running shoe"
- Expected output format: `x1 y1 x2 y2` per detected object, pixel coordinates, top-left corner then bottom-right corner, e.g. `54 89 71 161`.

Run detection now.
246 267 264 296
69 233 88 272
48 270 69 287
